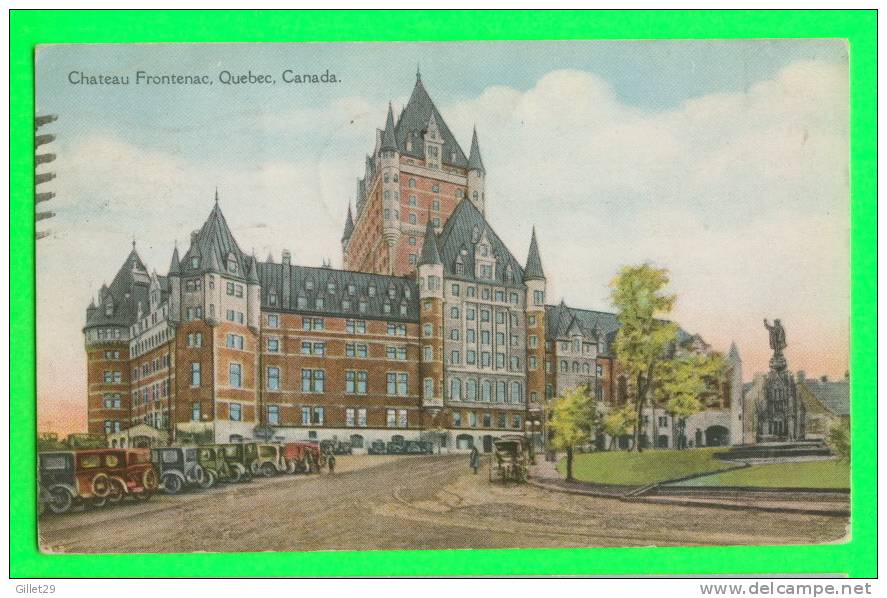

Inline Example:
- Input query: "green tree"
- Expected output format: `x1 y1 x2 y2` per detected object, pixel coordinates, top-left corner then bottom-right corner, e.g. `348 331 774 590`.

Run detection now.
610 264 678 451
602 405 639 450
661 353 727 449
549 387 600 480
827 419 850 463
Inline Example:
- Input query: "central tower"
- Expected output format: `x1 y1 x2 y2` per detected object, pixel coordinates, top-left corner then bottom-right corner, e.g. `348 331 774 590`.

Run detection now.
342 70 486 276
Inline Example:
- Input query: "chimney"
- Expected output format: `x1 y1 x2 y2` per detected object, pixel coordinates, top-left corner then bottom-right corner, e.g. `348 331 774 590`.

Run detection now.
820 375 828 383
282 249 291 265
191 230 199 244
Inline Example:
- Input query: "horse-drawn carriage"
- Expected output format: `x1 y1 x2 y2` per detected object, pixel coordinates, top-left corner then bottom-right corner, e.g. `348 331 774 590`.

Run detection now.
488 435 530 483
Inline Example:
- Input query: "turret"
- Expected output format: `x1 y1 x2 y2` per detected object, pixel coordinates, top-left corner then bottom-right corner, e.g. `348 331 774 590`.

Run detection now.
417 218 443 410
246 255 261 332
423 112 443 170
467 127 486 214
727 341 743 445
341 203 355 268
524 227 547 412
380 103 401 265
168 245 181 323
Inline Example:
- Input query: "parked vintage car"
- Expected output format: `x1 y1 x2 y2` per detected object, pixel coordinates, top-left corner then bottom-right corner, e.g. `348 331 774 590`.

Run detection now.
367 439 387 455
112 448 159 500
151 447 206 494
404 440 434 455
489 435 530 483
220 443 258 482
197 445 233 486
282 442 322 474
39 450 110 514
385 440 406 455
255 443 287 477
319 439 352 455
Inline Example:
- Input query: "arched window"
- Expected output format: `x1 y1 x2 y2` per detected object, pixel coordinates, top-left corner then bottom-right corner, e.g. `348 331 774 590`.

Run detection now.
466 379 477 401
583 362 591 374
496 381 507 403
560 360 568 373
227 254 238 273
450 377 462 401
572 361 580 373
409 213 417 225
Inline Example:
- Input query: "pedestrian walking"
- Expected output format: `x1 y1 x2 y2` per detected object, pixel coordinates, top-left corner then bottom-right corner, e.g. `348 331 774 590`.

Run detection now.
469 446 480 474
327 451 336 474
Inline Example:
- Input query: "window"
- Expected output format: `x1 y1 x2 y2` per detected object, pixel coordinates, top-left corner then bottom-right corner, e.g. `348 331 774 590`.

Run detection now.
358 408 367 427
431 199 440 211
346 343 368 358
230 402 242 421
387 372 408 396
398 409 408 428
468 412 478 428
481 331 491 345
346 371 368 394
451 350 461 365
483 413 492 428
303 317 324 331
267 367 280 391
269 292 278 306
409 236 417 245
451 329 460 341
450 377 462 400
528 315 537 326
301 406 311 425
301 341 325 356
481 352 492 367
424 378 434 398
482 380 493 402
496 332 505 346
191 363 201 386
267 314 279 328
229 363 242 388
346 408 356 427
267 405 279 425
302 369 325 393
453 412 462 427
450 306 460 319
423 323 433 336
346 319 367 334
227 256 238 273
529 355 537 369
226 281 235 295
451 283 460 296
409 195 417 207
511 356 521 370
267 338 280 353
187 332 203 347
387 346 407 360
386 409 397 428
190 255 199 269
511 381 523 403
497 381 507 403
528 335 538 349
387 323 407 336
409 178 416 188
226 334 244 350
597 364 604 376
495 290 505 302
481 309 490 322
534 290 544 306
191 402 201 421
409 213 417 225
466 350 476 364
313 407 325 425
423 346 433 360
560 360 568 373
513 415 523 429
432 217 440 227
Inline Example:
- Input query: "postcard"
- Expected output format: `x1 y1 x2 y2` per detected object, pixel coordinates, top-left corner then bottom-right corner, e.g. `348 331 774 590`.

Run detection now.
34 40 850 554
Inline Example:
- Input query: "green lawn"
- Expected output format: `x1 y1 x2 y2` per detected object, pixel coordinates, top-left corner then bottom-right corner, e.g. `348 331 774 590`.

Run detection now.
557 448 735 486
677 459 850 489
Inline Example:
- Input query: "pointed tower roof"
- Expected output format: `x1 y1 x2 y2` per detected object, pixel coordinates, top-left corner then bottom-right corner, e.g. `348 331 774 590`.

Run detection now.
342 204 355 241
181 197 247 277
523 227 545 281
380 102 398 152
728 341 741 362
246 255 260 284
85 245 150 327
467 127 485 173
168 246 181 276
418 217 442 266
394 73 467 166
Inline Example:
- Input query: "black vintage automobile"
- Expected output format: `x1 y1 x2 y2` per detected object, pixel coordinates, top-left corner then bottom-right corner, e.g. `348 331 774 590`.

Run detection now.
151 447 206 494
320 440 352 455
367 439 387 455
404 440 434 455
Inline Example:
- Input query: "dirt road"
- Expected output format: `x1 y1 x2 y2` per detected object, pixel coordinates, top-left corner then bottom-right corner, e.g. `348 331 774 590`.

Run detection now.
39 455 848 553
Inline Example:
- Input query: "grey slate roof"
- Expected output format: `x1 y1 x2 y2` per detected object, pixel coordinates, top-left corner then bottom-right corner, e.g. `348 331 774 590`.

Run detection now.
168 246 180 276
437 198 525 288
524 227 545 281
467 127 485 173
544 302 621 348
380 103 398 152
85 247 150 328
394 74 468 168
257 262 419 322
801 378 850 416
180 201 249 280
418 218 442 266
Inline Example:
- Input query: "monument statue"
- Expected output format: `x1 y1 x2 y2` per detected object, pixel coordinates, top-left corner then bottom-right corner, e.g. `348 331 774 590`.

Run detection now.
763 318 787 352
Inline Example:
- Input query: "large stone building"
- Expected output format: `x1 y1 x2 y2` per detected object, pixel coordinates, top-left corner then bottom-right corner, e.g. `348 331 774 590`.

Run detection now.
84 72 741 451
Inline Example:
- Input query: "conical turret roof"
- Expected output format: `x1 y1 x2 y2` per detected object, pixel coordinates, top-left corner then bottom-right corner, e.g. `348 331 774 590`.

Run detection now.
342 204 355 241
168 246 180 276
467 127 485 173
380 103 398 152
181 196 247 277
523 227 545 281
418 218 442 266
246 255 260 284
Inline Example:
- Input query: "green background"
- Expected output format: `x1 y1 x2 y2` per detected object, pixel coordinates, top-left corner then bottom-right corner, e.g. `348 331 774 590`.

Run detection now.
10 10 876 578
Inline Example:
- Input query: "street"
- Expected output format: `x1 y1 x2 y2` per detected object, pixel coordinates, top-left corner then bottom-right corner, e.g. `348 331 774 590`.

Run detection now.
39 455 848 553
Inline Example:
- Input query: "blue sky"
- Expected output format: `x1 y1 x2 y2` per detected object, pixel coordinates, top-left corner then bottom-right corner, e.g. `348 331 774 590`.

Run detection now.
35 41 849 431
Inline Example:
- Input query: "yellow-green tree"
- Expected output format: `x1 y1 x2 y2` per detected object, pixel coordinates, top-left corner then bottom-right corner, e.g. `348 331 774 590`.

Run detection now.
549 387 600 481
610 264 678 451
661 353 727 448
601 405 639 450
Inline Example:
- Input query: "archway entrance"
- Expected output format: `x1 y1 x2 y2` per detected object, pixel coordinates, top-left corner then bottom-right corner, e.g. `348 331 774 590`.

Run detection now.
705 425 730 447
456 434 474 450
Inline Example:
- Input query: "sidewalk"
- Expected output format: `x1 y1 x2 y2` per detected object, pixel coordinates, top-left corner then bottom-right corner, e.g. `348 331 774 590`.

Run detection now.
529 457 639 498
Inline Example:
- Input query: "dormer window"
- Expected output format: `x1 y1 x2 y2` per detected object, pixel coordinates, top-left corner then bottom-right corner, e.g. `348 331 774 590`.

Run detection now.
269 292 278 306
368 285 376 297
327 281 336 294
455 256 465 276
306 280 314 291
226 255 238 273
387 286 396 299
104 301 113 317
190 256 199 269
347 284 356 296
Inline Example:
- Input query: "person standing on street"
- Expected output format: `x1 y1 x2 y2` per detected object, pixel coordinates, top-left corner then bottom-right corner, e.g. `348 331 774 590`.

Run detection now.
327 450 336 474
469 445 480 474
